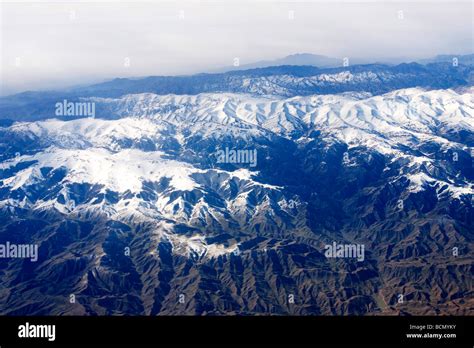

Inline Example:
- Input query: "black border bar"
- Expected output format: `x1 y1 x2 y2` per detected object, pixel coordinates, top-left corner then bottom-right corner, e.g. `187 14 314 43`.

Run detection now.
0 315 472 346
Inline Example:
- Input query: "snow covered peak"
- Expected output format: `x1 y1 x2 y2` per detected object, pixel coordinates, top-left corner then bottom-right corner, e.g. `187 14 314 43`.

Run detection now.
0 87 472 260
84 87 473 149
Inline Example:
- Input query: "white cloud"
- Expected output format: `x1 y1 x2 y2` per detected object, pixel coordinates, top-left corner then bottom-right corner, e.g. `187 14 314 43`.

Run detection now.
0 0 472 95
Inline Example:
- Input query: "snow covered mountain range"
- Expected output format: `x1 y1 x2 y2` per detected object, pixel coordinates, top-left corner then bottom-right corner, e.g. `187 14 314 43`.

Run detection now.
0 60 472 315
1 61 473 121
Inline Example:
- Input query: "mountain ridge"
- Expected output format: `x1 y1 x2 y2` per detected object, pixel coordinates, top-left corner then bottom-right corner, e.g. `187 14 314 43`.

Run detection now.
1 61 473 122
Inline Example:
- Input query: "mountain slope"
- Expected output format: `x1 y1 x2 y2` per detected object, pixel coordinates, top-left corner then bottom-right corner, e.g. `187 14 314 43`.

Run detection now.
0 87 472 315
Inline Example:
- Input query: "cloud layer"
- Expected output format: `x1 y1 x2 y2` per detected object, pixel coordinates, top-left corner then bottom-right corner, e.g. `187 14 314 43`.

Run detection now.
1 0 472 95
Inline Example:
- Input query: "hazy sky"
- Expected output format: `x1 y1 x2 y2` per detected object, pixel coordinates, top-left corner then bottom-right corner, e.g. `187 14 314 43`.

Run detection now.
0 0 472 95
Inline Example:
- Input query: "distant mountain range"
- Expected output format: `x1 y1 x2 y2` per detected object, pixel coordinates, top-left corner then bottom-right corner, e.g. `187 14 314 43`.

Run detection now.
212 53 474 72
418 54 474 66
1 60 473 122
211 53 344 72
